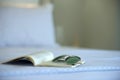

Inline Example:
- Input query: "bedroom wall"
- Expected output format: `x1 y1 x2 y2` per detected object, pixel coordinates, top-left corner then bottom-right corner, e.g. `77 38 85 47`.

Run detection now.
81 0 118 50
54 0 120 50
54 0 85 47
117 0 120 50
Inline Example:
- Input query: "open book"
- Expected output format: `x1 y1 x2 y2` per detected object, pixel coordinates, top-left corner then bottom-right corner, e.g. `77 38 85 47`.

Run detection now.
4 51 85 67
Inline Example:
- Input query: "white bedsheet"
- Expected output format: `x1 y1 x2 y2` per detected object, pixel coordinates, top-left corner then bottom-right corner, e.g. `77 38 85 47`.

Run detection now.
0 47 120 80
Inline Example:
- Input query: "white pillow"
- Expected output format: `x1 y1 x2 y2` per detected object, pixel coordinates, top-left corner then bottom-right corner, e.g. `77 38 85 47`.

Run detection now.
0 4 57 47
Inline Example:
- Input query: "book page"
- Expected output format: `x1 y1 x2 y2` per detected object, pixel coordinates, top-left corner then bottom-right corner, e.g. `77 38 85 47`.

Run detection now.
3 51 54 66
24 51 54 66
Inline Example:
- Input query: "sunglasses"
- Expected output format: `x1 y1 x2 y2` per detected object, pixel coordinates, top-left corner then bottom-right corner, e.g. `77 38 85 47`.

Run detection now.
52 55 82 65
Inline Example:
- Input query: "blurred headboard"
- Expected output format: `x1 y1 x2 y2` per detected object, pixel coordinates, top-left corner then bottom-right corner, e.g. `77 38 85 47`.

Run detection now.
0 0 52 8
0 1 57 47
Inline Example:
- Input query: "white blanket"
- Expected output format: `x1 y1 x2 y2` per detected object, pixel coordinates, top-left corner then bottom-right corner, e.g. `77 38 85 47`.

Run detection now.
0 47 120 80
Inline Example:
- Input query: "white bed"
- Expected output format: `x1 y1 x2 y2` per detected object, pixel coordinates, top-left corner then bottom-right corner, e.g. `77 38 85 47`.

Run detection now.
0 2 120 80
0 47 120 80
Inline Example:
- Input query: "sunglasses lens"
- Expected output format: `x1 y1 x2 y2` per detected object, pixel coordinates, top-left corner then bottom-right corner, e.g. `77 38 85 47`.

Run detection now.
66 56 81 65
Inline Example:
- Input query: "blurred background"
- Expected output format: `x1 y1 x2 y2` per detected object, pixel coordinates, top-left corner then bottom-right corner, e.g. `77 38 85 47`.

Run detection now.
0 0 120 50
54 0 120 50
